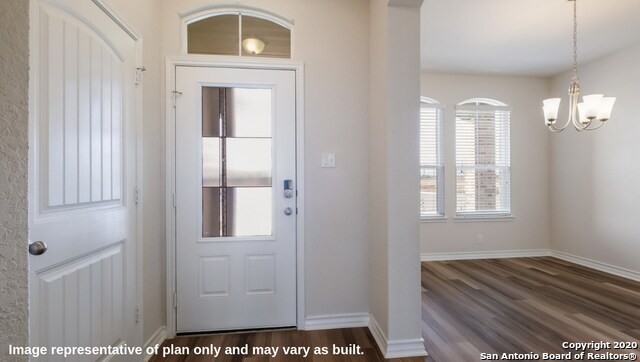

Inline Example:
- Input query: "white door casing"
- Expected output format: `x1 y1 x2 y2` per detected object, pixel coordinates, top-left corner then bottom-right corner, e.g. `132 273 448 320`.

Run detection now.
28 0 139 358
174 66 297 332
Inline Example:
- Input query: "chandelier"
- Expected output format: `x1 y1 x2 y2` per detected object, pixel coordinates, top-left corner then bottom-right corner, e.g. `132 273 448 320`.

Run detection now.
542 0 615 132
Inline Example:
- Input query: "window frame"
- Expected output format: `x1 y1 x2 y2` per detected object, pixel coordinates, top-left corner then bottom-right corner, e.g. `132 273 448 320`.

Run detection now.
180 5 295 57
454 98 512 219
420 97 445 220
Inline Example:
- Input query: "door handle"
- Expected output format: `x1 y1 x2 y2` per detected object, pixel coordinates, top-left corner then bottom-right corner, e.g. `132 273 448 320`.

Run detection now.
29 240 48 256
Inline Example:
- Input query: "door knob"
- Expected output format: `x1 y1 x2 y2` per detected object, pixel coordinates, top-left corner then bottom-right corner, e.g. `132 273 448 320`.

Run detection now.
29 240 48 256
284 207 293 216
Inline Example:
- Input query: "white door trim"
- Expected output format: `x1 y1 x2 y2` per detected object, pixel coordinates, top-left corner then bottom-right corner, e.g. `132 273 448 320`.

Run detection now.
165 56 305 337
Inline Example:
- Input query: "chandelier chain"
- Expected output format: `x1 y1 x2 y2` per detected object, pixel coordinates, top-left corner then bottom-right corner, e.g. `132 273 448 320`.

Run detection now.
543 0 614 133
572 0 579 83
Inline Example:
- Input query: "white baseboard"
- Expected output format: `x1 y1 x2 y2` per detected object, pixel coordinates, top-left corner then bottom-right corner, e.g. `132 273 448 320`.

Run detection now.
368 315 428 359
143 326 167 361
421 249 550 261
304 313 370 330
550 251 640 282
368 317 388 358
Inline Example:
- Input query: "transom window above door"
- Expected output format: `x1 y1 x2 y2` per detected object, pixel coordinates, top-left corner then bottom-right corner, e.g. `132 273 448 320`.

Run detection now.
185 9 292 58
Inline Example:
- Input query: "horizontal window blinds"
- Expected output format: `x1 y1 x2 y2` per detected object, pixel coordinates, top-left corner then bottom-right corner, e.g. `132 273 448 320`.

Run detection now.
455 104 511 215
420 104 444 217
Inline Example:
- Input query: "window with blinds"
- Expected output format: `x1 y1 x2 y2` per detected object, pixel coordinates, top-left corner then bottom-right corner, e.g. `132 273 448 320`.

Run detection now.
420 98 444 218
455 99 511 216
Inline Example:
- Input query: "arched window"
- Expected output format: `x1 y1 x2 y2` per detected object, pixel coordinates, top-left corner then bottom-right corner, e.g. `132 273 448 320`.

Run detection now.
458 98 508 107
182 6 293 58
420 97 444 218
455 98 511 216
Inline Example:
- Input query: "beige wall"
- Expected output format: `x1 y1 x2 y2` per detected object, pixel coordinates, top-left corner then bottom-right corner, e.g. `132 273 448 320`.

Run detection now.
158 0 372 325
420 72 550 255
550 43 640 272
0 0 29 361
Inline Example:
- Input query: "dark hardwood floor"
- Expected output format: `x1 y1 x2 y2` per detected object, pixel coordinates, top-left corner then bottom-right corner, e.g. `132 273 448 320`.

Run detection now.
149 327 426 361
421 257 640 361
151 257 639 361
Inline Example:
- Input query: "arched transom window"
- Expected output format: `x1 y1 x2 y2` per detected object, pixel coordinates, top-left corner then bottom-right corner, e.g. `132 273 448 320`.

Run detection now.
184 8 293 58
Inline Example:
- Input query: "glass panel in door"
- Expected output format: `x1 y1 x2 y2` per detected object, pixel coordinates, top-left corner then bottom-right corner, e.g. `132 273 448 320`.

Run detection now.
201 87 273 237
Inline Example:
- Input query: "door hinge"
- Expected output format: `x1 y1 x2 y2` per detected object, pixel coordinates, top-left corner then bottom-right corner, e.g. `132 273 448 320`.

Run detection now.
172 90 182 108
135 305 140 324
135 66 146 86
172 192 176 209
135 186 141 205
173 292 178 310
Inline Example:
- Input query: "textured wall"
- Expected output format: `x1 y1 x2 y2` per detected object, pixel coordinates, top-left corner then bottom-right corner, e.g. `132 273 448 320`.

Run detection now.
0 0 30 361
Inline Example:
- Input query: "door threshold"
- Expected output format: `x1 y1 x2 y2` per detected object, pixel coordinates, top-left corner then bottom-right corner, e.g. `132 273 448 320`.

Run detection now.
177 326 296 337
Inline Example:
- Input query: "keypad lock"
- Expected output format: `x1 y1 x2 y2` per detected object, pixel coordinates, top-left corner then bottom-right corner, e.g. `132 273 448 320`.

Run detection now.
284 180 293 198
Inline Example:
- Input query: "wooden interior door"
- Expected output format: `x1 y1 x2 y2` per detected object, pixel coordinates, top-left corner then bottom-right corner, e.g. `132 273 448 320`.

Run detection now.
28 0 139 359
175 66 297 332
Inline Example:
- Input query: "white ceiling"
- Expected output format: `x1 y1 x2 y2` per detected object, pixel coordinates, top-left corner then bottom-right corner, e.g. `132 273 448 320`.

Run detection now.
421 0 640 77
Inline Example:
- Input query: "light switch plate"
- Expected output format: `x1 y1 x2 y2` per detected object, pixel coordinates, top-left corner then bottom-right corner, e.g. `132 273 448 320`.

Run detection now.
321 152 336 168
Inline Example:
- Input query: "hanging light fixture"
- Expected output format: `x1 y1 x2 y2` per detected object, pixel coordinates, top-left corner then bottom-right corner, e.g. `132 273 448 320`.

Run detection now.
242 37 266 55
542 0 615 132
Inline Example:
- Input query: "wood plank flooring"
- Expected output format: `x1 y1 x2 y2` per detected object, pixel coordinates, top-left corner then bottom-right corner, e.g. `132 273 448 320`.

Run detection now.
149 327 425 361
421 257 640 361
151 257 639 361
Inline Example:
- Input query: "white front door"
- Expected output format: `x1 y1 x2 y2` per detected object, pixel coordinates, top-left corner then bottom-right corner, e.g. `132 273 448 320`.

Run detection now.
28 0 139 358
175 66 297 332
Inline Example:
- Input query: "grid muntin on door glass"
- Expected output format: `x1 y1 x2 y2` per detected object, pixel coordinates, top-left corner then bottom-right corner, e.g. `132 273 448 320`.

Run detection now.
201 86 273 237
